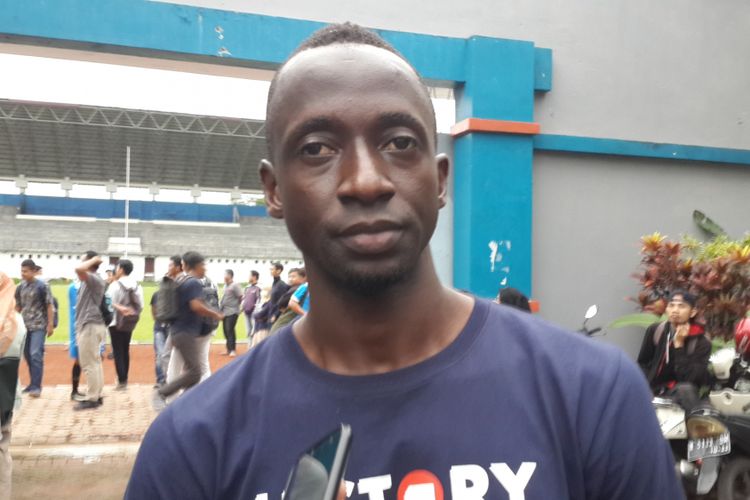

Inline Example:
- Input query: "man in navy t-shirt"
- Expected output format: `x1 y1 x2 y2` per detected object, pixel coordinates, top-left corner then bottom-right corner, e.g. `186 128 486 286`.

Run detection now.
127 23 684 500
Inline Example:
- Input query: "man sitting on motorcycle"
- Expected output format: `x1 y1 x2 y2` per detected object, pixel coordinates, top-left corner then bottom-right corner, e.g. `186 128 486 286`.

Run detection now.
638 289 711 410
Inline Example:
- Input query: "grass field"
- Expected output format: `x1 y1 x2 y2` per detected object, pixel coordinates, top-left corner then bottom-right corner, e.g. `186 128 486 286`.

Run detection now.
48 282 249 344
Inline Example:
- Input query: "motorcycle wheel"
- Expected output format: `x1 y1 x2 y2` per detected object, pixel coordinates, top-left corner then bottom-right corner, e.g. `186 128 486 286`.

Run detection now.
717 457 750 500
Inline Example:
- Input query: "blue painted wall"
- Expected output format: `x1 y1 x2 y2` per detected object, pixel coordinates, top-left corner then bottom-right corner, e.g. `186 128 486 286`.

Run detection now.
453 37 537 297
0 194 267 222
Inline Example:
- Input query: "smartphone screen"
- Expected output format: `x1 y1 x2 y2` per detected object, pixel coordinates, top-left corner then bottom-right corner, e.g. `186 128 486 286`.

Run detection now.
284 424 352 500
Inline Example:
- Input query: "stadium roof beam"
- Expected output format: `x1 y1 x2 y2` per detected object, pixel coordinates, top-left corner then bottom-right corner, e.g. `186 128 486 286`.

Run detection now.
0 99 268 191
0 100 266 139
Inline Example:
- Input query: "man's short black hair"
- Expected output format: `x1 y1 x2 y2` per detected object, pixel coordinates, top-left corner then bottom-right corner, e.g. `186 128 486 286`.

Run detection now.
182 251 205 270
289 267 307 279
169 255 183 269
84 250 98 260
669 289 698 308
250 270 260 280
225 269 234 278
118 259 134 276
21 258 36 270
265 22 435 157
272 262 284 272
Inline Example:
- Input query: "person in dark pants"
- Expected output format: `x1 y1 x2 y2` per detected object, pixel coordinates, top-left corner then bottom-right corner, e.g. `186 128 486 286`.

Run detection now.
219 269 242 357
109 259 143 391
268 262 290 324
14 259 54 398
152 252 223 411
638 289 711 411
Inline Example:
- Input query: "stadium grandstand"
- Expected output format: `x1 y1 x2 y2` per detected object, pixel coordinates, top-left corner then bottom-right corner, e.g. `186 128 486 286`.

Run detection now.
0 98 303 284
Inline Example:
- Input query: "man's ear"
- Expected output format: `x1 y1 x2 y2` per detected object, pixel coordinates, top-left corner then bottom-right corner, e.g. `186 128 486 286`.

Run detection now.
259 159 283 219
690 308 698 319
435 153 450 209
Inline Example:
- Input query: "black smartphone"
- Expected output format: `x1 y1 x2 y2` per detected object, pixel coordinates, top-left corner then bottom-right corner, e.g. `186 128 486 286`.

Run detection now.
283 424 353 500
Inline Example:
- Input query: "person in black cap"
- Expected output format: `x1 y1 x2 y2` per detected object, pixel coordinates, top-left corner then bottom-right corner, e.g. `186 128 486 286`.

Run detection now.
637 289 711 408
497 287 531 313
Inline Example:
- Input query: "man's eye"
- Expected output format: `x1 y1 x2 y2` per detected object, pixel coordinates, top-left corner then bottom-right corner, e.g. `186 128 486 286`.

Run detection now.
300 143 335 157
383 136 417 151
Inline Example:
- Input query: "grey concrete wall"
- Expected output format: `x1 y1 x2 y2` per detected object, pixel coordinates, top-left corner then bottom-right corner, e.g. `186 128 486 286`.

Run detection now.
533 152 750 357
160 0 750 149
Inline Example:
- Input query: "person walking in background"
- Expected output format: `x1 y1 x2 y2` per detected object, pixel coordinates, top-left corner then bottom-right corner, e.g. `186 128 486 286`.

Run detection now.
73 251 107 411
497 287 532 313
1 271 26 500
219 269 242 357
14 259 54 398
241 270 261 345
109 259 143 391
156 255 184 385
270 268 307 334
68 278 86 401
268 262 289 325
154 252 223 411
250 286 272 348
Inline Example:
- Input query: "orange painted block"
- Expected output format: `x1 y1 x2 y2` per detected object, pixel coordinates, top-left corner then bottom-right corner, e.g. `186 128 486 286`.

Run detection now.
529 299 540 313
451 118 540 138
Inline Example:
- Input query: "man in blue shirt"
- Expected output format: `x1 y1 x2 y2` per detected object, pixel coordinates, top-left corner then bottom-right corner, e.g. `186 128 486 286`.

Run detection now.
127 23 683 499
152 251 223 411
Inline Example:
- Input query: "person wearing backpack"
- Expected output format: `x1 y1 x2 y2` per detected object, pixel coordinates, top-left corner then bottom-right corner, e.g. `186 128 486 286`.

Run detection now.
637 289 711 410
152 255 183 387
13 259 54 398
73 251 107 411
109 259 144 391
153 251 223 411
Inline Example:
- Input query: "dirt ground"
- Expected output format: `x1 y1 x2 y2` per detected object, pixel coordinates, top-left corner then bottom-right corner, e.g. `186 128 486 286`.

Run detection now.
12 455 135 500
18 341 249 387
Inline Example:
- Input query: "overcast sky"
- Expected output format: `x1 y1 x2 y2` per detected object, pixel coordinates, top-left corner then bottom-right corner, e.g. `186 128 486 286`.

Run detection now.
0 53 455 130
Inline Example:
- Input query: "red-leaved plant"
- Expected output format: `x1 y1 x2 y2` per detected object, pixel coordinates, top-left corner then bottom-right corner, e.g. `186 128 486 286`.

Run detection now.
632 232 750 340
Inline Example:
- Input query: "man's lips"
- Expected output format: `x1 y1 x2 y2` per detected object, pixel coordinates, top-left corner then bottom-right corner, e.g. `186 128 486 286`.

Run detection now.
338 220 404 255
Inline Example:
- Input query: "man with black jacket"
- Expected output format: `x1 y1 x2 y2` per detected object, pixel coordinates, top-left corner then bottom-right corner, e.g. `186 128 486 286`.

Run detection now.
268 262 290 324
638 289 711 408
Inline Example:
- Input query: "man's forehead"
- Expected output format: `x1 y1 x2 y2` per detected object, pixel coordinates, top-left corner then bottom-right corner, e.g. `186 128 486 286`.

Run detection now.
279 43 417 83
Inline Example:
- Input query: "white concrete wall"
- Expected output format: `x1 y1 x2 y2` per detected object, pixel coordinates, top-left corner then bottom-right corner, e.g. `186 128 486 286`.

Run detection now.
160 0 750 149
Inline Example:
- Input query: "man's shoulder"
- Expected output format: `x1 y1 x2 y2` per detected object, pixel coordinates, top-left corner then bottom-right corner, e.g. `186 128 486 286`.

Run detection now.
482 302 624 365
160 333 287 427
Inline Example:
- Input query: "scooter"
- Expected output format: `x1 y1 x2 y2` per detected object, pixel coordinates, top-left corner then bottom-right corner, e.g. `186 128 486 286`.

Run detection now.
653 348 750 498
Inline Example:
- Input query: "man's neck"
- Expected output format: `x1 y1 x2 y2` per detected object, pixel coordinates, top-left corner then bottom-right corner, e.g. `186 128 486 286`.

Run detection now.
294 252 473 376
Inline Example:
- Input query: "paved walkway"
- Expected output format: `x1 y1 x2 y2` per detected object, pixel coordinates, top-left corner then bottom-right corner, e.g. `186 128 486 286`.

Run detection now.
9 384 158 499
11 384 157 448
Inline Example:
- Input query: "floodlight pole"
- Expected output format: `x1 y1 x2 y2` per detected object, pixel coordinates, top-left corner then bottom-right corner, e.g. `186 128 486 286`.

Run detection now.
124 146 130 257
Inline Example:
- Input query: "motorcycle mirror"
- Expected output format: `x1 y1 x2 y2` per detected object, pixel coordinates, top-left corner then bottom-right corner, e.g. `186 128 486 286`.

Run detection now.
584 305 598 320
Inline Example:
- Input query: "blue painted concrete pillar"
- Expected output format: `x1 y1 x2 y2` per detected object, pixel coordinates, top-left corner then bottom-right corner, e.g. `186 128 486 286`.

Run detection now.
453 37 536 298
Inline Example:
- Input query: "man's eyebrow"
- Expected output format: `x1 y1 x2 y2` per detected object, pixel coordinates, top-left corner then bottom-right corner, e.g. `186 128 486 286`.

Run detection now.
374 112 428 135
284 117 340 144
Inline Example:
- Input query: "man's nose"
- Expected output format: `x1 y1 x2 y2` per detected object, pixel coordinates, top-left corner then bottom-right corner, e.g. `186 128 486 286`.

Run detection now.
337 139 395 205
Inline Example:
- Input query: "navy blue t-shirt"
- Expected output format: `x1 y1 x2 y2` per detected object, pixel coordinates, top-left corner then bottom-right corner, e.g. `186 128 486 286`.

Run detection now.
126 299 683 499
169 276 204 336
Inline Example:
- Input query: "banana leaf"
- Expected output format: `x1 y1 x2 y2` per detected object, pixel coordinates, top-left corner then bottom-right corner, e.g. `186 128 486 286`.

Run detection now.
693 210 727 238
608 313 662 329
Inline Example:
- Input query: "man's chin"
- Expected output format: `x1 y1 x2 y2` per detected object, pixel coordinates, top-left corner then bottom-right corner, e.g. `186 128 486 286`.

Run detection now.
331 262 415 297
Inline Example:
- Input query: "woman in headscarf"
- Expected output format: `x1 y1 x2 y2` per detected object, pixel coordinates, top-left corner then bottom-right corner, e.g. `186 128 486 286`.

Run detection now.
0 271 25 500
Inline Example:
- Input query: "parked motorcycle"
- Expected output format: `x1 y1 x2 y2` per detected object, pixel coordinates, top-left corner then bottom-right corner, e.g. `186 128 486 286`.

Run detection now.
654 346 750 498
